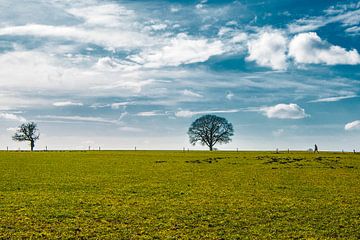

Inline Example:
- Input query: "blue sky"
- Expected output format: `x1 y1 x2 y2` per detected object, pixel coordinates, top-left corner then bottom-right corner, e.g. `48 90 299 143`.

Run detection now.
0 0 359 151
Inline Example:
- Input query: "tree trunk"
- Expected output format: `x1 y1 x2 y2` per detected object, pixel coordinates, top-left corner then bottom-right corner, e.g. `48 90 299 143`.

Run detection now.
30 140 34 151
209 145 213 151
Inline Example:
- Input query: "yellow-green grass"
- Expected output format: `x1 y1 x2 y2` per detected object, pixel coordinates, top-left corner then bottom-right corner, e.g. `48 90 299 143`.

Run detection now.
0 151 359 239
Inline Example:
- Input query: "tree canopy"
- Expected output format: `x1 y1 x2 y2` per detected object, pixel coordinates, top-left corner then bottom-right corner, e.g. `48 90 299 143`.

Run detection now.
12 122 40 151
188 115 234 151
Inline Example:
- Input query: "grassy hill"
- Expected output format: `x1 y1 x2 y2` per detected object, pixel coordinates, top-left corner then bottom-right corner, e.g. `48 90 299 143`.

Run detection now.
0 151 359 239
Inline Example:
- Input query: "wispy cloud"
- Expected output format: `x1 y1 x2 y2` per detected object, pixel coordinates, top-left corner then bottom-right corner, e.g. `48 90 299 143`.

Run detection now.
0 112 26 122
53 101 83 107
181 89 203 98
118 126 143 132
111 102 132 109
272 128 285 137
288 3 360 33
175 109 239 118
67 4 134 28
309 95 357 103
129 33 225 68
0 24 151 49
6 127 19 132
38 115 120 124
136 111 167 117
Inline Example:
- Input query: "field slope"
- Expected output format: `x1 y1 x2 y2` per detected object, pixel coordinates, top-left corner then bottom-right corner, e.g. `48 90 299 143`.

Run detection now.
0 151 359 239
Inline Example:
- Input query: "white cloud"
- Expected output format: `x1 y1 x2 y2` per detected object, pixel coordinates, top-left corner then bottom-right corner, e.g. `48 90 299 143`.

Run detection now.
95 57 121 70
0 112 26 122
288 5 360 33
345 120 360 131
175 109 239 118
346 26 360 35
67 4 134 28
0 24 151 49
170 6 181 13
259 103 308 119
111 102 131 109
38 115 119 124
196 0 208 10
129 33 225 68
53 101 83 107
6 127 19 132
118 126 143 132
309 95 357 103
0 50 157 100
182 89 203 98
226 92 234 100
289 32 360 65
218 27 232 36
149 23 168 31
136 111 166 117
229 32 247 44
246 30 287 70
272 128 285 137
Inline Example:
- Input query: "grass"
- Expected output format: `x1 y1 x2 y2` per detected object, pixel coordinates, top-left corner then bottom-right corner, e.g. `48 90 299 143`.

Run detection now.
0 150 359 239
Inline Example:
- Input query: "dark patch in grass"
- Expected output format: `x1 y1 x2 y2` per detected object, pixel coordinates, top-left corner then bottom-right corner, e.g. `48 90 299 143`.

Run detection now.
186 157 230 164
155 161 167 163
263 155 351 169
264 156 305 165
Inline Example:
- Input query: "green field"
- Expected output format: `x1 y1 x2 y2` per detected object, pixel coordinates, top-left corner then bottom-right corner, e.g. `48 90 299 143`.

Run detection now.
0 151 359 239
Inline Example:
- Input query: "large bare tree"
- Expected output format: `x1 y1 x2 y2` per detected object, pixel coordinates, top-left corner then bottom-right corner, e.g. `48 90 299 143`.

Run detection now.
188 115 234 151
12 122 40 151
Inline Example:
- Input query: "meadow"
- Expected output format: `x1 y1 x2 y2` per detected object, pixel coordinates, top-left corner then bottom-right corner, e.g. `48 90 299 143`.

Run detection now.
0 150 359 239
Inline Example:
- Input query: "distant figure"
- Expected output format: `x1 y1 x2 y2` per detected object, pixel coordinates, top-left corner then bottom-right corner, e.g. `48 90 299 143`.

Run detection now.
354 150 356 154
314 144 319 153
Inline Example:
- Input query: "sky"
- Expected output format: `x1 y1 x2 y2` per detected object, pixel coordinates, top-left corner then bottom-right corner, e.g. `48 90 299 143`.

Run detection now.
0 0 359 151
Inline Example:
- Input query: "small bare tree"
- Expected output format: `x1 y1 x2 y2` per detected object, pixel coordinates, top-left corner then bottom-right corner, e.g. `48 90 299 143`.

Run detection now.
12 122 40 151
188 115 234 151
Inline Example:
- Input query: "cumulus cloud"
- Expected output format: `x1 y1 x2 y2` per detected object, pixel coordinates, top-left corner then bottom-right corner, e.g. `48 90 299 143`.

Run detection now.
129 33 225 68
259 103 308 119
289 32 360 65
345 120 360 131
246 30 288 70
53 101 83 107
0 112 26 122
